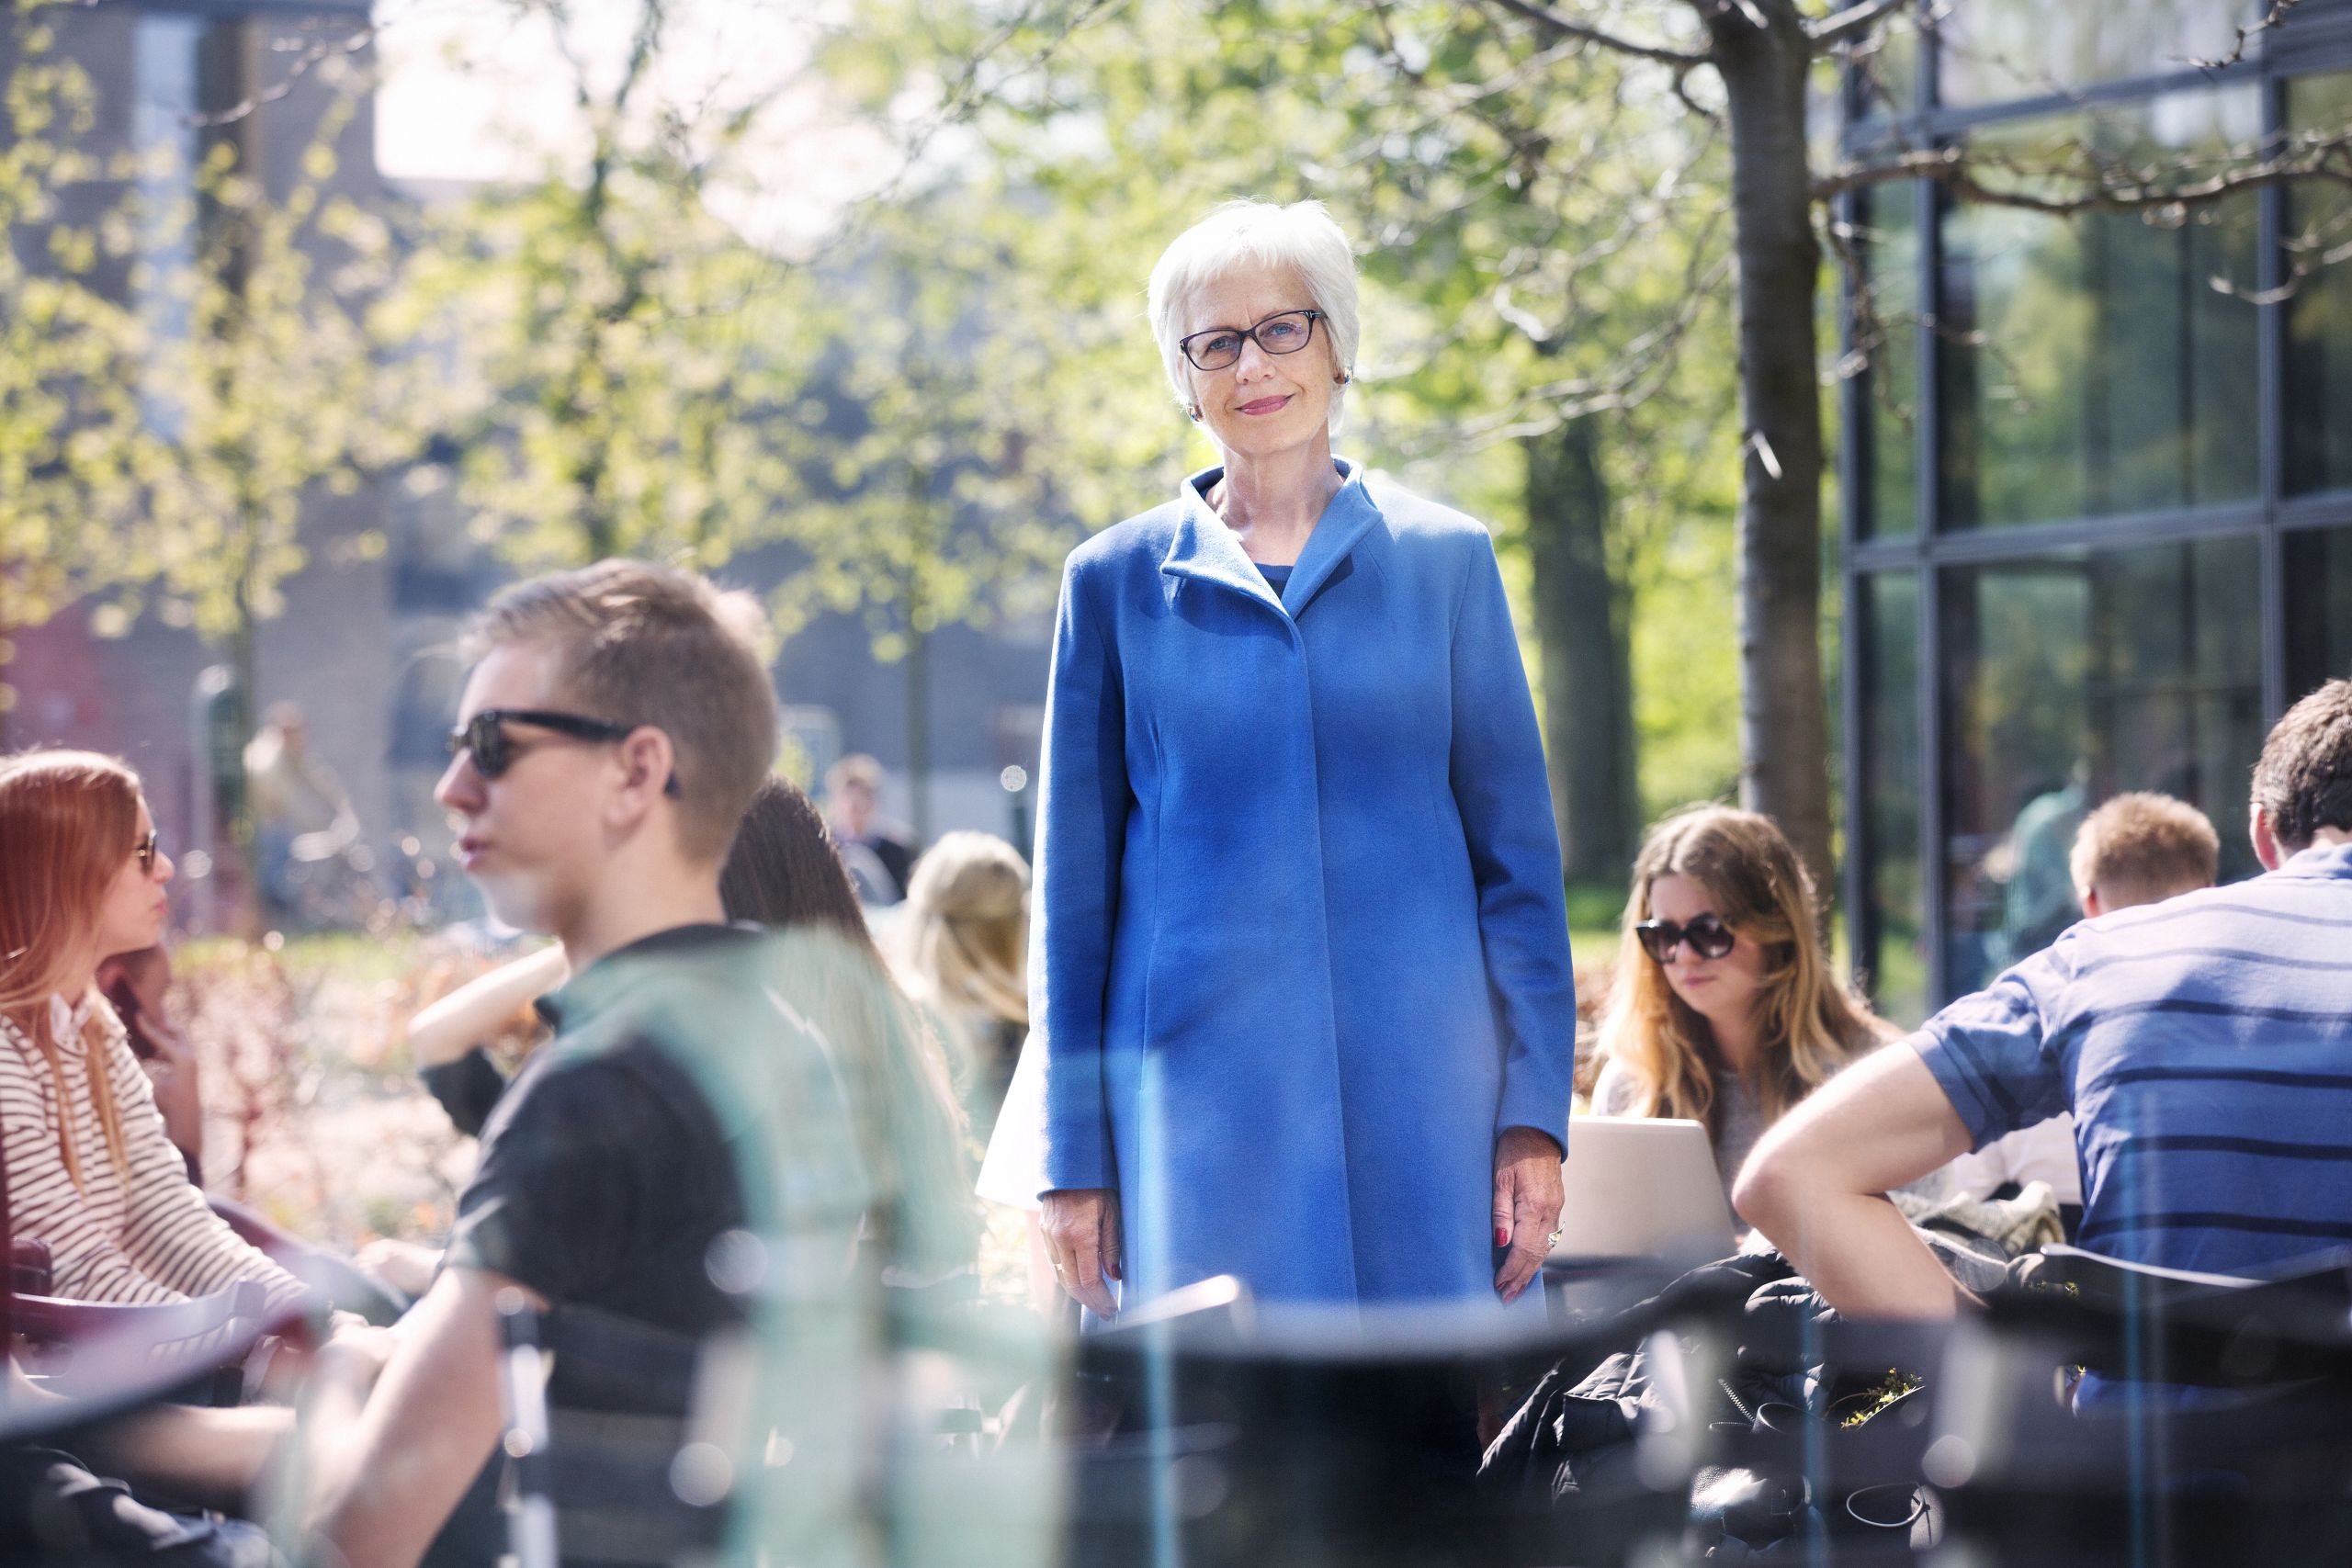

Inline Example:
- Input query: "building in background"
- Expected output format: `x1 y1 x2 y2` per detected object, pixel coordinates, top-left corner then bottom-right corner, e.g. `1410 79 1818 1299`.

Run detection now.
1841 0 2352 1021
3 1 1053 932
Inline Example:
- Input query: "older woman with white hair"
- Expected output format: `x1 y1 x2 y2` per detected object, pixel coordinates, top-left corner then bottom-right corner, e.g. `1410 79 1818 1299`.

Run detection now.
1031 199 1577 1321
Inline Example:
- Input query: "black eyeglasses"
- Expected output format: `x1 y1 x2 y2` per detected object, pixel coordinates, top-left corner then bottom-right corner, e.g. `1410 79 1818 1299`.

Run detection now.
447 708 681 797
1178 308 1325 372
132 830 160 876
1634 912 1736 964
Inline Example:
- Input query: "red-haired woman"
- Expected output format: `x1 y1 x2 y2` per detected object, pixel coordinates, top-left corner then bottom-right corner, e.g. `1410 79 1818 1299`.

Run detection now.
0 750 302 1310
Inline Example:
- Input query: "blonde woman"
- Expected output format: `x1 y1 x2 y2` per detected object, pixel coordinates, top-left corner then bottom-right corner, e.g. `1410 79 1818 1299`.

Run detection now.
1592 807 1894 1207
895 830 1030 1138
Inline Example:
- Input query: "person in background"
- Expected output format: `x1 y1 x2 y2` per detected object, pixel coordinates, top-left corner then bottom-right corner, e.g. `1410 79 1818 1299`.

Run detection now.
93 945 202 1184
1939 791 2220 1215
893 831 1030 1140
825 753 918 905
1737 681 2352 1349
1033 198 1575 1319
0 751 308 1316
243 702 358 926
1591 807 1894 1213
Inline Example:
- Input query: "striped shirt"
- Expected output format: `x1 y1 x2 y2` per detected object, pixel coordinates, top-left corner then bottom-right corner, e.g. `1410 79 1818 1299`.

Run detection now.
1 1001 303 1310
1916 840 2352 1280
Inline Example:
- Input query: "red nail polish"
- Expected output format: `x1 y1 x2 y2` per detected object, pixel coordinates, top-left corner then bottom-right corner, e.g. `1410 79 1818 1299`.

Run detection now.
1495 1225 1510 1247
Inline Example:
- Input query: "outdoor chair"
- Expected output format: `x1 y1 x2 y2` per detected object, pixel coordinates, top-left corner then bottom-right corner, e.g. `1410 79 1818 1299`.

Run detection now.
1924 1247 2352 1568
492 1289 730 1568
11 1280 274 1410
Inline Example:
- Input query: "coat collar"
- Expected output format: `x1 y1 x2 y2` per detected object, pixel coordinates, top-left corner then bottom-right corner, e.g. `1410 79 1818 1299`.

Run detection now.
1160 457 1381 618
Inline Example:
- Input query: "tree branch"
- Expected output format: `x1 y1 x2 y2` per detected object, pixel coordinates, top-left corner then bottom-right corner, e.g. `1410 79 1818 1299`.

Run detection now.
2184 0 2301 72
1805 0 1910 53
1815 129 2352 211
1478 0 1712 70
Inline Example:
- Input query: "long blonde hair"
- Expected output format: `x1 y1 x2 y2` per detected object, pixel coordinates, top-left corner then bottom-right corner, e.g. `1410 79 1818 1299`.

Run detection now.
1596 806 1889 1134
0 750 144 1190
897 832 1029 1028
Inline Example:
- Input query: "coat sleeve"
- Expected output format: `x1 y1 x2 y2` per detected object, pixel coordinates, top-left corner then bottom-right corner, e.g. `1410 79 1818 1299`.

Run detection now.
1031 556 1129 1193
1449 537 1578 1149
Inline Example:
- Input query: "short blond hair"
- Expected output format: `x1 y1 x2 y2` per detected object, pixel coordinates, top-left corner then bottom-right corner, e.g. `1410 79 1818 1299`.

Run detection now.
465 559 776 863
2069 792 2220 911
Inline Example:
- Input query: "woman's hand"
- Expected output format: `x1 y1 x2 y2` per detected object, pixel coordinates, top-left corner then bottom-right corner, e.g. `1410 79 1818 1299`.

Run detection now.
1491 1126 1566 1303
1039 1187 1122 1319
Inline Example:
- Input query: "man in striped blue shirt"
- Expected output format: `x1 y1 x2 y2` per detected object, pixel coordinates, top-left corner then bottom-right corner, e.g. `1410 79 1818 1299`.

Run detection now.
1738 679 2352 1316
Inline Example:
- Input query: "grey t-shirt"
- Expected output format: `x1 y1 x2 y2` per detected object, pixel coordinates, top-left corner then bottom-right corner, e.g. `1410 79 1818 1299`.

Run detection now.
1591 1056 1770 1208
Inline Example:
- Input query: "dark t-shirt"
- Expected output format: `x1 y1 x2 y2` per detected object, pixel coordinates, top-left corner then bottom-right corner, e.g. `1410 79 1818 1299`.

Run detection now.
439 931 752 1354
420 1047 508 1140
443 1032 745 1341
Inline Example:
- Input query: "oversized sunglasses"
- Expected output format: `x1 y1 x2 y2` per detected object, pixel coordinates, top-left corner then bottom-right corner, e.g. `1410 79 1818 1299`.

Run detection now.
1634 912 1736 964
447 708 681 796
1178 308 1325 373
133 829 161 876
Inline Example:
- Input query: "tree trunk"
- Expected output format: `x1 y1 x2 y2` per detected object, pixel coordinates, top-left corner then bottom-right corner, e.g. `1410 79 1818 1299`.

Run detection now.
1525 415 1639 883
1702 0 1838 916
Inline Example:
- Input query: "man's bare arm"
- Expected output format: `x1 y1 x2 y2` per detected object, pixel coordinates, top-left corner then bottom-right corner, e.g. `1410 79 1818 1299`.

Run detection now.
1733 1043 1976 1319
305 1267 539 1568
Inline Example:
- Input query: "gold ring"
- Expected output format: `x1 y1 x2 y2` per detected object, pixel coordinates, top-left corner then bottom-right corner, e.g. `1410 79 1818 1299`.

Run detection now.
1547 1231 1563 1247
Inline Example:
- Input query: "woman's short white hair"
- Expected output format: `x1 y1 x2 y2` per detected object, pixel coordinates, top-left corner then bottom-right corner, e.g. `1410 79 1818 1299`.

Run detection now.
1148 198 1361 437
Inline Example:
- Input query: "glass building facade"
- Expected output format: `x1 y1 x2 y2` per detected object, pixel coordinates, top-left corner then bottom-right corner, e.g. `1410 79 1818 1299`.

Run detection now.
1842 1 2352 1022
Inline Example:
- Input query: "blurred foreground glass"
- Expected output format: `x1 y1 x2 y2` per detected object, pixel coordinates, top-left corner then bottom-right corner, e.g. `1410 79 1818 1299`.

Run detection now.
1938 535 2263 995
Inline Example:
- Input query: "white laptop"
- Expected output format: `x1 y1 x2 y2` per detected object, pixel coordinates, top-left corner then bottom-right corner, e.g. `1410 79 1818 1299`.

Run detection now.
1549 1116 1738 1262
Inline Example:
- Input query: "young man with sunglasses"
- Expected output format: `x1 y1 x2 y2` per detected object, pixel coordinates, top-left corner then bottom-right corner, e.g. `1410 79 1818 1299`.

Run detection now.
298 560 862 1566
1738 682 2352 1382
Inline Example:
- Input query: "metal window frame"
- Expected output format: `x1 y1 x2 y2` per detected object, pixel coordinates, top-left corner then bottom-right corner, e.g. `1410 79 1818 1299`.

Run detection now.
1840 1 2352 1012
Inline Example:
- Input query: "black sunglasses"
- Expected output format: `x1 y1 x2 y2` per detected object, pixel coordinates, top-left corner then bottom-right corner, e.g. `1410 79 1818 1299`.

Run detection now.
447 708 681 796
1179 308 1326 373
1634 912 1736 964
132 829 160 876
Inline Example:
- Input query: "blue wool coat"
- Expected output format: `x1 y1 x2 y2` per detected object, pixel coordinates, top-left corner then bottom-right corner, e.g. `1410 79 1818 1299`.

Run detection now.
1031 459 1577 1314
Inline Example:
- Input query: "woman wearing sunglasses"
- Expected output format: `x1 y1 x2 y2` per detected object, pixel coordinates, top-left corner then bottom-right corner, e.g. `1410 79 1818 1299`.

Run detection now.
1593 806 1894 1209
0 750 305 1311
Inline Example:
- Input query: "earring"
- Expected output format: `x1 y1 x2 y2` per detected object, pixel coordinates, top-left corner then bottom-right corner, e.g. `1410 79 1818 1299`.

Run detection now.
1334 369 1351 386
1187 403 1203 422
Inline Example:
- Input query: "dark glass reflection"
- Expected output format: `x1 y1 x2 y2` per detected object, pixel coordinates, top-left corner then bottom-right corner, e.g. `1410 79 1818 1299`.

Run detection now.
1938 91 2261 531
2286 525 2352 695
1936 1 2264 106
1939 536 2264 996
2284 74 2352 496
1859 571 1927 1025
1861 182 1920 540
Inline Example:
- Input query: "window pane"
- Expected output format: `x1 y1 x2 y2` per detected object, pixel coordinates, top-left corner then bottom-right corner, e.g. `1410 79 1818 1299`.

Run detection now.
1859 571 1927 1024
1939 535 2265 996
1938 90 2262 530
2284 73 2352 496
1937 0 2265 107
2286 524 2352 695
1848 7 1921 119
1860 181 1919 539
